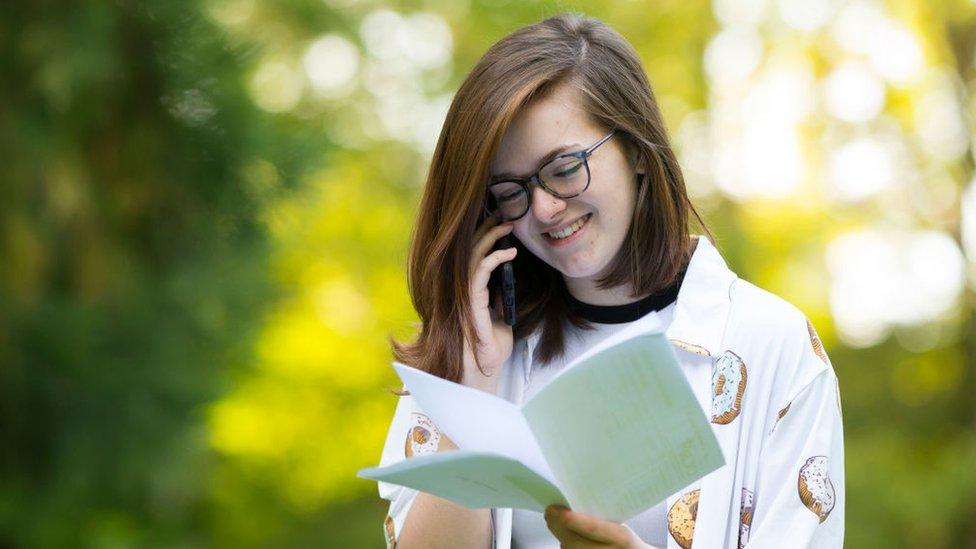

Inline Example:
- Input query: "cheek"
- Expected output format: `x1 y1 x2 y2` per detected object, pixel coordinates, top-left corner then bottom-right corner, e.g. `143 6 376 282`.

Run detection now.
512 226 556 263
602 187 637 231
511 223 529 242
511 225 538 250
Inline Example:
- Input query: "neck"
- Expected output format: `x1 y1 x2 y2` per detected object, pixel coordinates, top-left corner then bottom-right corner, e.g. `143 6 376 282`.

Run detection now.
563 277 648 306
563 236 699 306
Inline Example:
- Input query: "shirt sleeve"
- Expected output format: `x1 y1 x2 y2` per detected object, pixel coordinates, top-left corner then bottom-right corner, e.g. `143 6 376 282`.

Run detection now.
745 321 845 549
376 392 500 548
376 392 434 548
375 339 530 548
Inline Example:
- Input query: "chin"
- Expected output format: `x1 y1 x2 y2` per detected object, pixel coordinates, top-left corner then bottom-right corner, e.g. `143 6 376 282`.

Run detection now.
522 239 608 279
551 257 609 281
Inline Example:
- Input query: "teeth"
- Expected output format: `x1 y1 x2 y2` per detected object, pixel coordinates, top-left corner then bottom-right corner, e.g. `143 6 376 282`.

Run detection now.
547 215 588 239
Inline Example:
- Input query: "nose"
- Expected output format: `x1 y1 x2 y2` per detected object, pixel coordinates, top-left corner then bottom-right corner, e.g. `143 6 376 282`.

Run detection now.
529 185 567 224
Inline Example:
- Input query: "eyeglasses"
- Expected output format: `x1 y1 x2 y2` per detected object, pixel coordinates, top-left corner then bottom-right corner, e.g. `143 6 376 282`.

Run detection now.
485 130 616 221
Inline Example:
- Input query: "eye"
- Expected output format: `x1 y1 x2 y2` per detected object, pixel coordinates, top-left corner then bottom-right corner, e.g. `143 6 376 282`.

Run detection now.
544 157 584 179
554 161 583 178
498 188 525 202
490 182 525 203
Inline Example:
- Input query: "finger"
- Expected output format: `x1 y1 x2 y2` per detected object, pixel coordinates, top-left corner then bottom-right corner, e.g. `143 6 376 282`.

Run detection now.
469 223 515 276
545 506 630 546
470 221 514 271
542 517 586 546
470 217 502 262
470 248 518 309
545 507 591 543
472 213 502 243
544 517 605 548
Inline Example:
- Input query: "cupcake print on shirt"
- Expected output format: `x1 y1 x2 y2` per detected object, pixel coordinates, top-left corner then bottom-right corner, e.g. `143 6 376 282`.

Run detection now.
798 456 835 523
667 489 700 549
404 413 440 457
711 351 747 424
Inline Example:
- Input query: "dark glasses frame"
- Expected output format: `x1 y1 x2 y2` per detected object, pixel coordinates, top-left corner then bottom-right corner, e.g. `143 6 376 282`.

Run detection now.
485 130 617 221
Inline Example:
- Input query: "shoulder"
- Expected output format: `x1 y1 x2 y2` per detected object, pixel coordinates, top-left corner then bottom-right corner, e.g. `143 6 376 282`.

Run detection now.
727 279 816 355
725 278 836 399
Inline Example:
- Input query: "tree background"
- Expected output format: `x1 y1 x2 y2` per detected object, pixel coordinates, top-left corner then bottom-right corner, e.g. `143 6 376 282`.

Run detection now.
2 0 975 547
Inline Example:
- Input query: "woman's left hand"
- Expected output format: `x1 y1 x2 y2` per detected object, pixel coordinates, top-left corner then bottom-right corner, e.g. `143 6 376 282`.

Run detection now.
544 505 651 548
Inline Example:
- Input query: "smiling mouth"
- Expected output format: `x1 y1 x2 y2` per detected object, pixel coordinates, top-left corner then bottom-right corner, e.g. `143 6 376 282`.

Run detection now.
543 213 592 241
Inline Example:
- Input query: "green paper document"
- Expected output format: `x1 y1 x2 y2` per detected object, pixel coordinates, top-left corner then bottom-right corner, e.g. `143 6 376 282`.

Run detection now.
358 324 724 522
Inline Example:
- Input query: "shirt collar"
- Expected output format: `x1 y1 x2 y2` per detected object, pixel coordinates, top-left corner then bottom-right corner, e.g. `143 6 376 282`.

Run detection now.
523 235 737 372
664 235 737 358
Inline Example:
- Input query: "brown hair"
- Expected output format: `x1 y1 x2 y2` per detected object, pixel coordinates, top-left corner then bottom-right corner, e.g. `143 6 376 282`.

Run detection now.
392 13 712 382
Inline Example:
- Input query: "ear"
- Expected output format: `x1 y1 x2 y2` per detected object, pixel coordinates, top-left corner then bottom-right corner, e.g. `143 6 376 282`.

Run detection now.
620 134 639 167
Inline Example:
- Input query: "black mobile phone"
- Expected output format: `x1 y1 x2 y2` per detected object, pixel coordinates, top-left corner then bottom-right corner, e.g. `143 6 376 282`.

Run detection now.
493 235 517 326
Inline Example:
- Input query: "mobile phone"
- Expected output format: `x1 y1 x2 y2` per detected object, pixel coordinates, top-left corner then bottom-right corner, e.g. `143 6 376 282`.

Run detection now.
493 235 517 326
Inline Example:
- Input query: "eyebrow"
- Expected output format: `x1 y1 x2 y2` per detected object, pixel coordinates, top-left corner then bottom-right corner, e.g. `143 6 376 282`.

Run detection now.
489 143 581 183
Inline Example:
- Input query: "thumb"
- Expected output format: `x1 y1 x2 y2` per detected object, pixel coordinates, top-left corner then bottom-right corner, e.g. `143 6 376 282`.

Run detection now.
621 525 655 548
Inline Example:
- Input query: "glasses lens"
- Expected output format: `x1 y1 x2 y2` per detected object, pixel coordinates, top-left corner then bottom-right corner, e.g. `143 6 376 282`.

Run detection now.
540 155 588 197
487 182 528 220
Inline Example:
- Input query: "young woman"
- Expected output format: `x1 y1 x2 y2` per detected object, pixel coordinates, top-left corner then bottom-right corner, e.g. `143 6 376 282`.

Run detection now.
376 13 844 549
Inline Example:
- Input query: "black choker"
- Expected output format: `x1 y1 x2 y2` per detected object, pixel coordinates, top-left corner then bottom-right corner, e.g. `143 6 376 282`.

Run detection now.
565 276 683 324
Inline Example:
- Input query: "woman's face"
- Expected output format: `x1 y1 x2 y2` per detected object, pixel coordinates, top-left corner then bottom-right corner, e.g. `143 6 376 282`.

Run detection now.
489 82 638 288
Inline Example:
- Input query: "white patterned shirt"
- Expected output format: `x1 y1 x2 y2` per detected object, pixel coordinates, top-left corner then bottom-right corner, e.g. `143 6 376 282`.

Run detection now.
376 236 845 548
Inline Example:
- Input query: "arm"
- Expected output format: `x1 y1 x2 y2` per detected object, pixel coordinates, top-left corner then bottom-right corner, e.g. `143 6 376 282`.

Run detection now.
398 436 492 549
377 394 493 549
745 338 845 548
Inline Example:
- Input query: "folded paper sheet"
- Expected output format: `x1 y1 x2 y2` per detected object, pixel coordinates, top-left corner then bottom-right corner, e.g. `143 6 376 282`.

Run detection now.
359 325 723 522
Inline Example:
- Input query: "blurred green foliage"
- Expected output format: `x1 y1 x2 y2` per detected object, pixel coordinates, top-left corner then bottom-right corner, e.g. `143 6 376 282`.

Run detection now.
2 0 976 547
0 0 322 545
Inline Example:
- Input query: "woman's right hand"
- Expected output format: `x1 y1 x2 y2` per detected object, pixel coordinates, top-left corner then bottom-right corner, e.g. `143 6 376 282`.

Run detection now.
462 217 518 393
